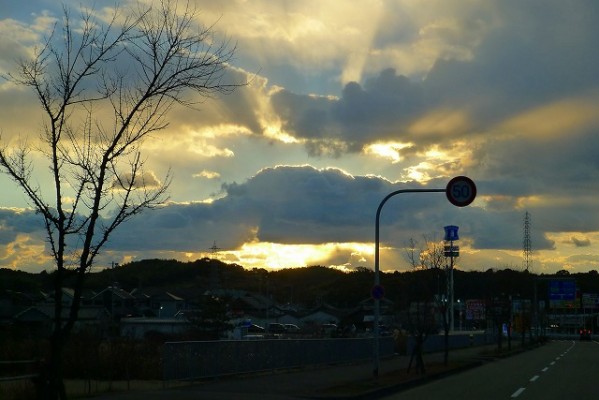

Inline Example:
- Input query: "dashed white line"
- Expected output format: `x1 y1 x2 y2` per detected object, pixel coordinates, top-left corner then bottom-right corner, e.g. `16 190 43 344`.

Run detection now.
512 343 573 398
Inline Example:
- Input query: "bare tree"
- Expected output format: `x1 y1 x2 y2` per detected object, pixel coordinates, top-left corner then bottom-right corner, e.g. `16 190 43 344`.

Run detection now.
404 235 452 364
404 237 422 269
0 1 241 398
420 234 445 270
404 235 445 270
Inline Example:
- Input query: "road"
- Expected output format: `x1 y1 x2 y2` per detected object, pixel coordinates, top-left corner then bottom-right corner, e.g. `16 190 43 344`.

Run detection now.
382 340 599 400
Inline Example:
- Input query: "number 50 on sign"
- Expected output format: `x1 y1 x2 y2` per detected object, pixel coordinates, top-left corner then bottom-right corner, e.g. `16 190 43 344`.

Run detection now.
446 176 477 207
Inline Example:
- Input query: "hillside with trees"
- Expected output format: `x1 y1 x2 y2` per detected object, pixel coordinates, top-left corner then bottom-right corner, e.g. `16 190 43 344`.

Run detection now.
3 259 599 310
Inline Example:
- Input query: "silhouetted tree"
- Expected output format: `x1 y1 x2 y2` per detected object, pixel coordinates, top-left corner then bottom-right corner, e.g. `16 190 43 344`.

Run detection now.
0 2 240 398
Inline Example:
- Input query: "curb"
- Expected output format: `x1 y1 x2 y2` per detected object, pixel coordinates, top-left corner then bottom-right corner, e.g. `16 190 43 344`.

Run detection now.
309 344 544 400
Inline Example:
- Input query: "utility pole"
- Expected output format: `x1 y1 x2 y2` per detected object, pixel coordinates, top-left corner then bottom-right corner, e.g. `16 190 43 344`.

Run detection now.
523 211 532 272
444 226 460 332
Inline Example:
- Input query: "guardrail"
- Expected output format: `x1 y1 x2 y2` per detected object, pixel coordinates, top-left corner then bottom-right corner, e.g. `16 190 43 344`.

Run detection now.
406 332 496 354
163 337 396 381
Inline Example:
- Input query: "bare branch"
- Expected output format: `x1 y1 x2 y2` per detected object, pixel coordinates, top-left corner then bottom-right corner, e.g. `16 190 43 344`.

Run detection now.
421 234 445 270
1 3 241 396
404 238 422 270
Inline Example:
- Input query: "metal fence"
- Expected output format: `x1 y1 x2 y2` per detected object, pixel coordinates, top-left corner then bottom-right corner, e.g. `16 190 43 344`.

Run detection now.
0 359 39 382
162 337 396 381
406 332 497 354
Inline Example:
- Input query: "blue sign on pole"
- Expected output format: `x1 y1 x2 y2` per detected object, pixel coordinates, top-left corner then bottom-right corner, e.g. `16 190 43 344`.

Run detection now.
548 280 576 301
444 225 459 241
371 284 385 300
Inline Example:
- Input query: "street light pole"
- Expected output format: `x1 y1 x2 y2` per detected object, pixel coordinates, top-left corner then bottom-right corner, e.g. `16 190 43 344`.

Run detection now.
372 176 476 378
373 188 445 378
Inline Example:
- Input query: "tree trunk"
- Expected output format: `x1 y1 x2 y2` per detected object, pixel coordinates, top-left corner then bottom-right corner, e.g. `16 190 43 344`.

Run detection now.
36 333 67 400
407 335 426 375
443 325 450 366
441 304 450 366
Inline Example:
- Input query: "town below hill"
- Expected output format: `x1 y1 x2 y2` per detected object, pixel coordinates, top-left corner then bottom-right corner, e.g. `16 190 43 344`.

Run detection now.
2 259 599 342
2 259 599 309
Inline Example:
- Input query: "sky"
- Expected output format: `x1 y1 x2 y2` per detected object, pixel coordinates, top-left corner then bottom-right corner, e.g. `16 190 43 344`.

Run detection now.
0 0 598 274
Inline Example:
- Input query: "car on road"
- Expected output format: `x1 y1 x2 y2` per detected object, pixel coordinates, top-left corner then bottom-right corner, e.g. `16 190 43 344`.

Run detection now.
284 324 301 333
580 328 592 341
268 323 287 334
247 323 265 333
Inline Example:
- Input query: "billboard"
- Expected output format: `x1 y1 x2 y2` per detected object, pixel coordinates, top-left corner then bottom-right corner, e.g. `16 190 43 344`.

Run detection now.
549 280 577 308
548 280 576 300
465 299 485 320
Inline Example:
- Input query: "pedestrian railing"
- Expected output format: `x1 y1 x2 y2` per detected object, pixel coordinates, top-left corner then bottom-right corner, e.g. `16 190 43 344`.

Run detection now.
163 337 396 381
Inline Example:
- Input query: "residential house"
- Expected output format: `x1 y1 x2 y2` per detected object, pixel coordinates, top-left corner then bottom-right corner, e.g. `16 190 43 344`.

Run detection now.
12 304 110 337
0 289 37 327
131 288 186 318
120 317 191 339
229 291 283 327
300 303 345 330
92 286 136 320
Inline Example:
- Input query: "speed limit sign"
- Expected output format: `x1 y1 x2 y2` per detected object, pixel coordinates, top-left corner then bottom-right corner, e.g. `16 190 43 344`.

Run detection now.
446 176 477 207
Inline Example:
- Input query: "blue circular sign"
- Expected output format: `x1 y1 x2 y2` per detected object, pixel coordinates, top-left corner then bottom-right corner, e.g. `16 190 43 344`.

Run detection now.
371 284 385 300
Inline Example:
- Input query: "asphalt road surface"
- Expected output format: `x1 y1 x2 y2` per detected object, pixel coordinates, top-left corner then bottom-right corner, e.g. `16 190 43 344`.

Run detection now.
382 340 599 400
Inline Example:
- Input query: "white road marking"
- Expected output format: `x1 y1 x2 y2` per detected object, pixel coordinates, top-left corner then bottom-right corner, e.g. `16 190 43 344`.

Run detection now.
511 341 574 399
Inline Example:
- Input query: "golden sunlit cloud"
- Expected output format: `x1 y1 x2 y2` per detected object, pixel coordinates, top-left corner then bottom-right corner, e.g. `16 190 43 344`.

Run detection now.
499 95 599 140
193 170 221 179
145 124 250 157
405 164 430 181
408 108 472 137
364 141 412 163
192 124 253 139
263 125 299 144
195 241 374 271
400 141 475 182
0 233 50 271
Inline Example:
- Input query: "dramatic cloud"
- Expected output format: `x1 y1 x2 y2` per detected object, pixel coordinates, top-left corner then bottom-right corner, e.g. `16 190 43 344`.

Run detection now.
1 0 599 273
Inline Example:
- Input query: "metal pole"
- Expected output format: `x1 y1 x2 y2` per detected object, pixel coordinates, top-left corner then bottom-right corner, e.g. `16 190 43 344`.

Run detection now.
373 188 445 378
450 242 454 332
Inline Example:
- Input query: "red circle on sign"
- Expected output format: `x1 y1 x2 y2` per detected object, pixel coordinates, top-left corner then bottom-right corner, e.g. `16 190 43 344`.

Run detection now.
446 176 477 207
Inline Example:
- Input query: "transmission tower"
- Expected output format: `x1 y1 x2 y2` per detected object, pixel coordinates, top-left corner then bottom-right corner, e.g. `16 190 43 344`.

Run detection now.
208 241 221 291
209 241 221 254
523 211 532 272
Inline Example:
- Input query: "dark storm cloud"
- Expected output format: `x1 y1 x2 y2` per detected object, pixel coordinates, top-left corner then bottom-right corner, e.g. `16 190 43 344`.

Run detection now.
0 208 45 244
466 206 555 251
272 68 426 155
0 166 562 259
106 166 486 252
270 1 599 159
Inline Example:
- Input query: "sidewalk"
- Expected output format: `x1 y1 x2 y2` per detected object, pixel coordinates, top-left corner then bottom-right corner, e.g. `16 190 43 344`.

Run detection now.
90 344 502 400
